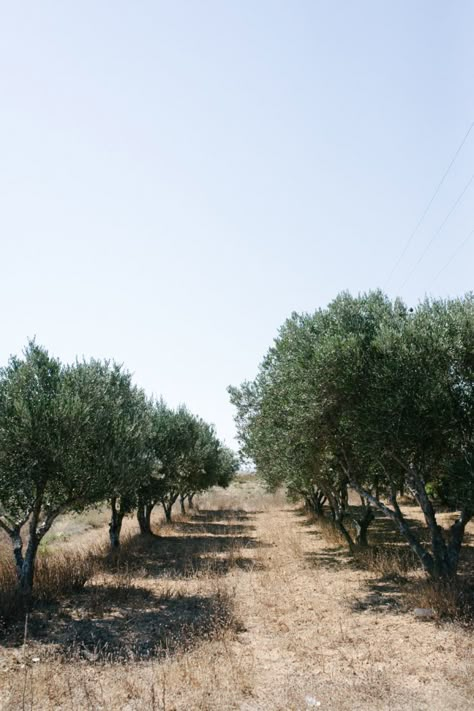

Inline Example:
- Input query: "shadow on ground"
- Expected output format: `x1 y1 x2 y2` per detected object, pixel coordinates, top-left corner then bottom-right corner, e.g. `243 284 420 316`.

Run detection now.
173 521 255 536
191 509 253 522
304 546 350 571
0 506 263 657
349 574 407 614
4 585 238 661
106 508 269 579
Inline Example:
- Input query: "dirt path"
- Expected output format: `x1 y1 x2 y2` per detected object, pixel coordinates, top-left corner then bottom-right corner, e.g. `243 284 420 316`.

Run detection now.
228 501 473 711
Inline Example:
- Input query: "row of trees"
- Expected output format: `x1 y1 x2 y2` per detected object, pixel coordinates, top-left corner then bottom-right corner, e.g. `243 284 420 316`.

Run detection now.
0 342 238 597
229 291 474 582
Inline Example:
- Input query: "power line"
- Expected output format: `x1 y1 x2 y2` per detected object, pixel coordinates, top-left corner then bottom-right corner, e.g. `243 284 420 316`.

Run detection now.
431 225 474 283
400 173 474 288
384 121 474 288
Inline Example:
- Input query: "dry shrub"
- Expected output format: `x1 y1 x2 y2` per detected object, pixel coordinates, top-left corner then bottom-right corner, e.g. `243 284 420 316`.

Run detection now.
354 544 419 577
354 543 474 622
35 548 98 598
308 507 421 578
311 511 348 547
0 553 19 626
407 577 474 622
0 546 97 627
97 533 155 578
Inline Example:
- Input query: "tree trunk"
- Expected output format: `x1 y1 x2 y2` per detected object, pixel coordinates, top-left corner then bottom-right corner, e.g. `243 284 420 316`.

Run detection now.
188 493 195 510
10 526 24 579
334 516 355 553
309 490 326 516
446 508 472 574
408 472 456 579
16 500 43 602
137 502 146 533
109 497 125 549
180 495 186 515
160 492 179 524
3 500 64 601
137 501 155 535
350 480 437 577
327 493 355 553
19 536 39 600
162 502 173 523
353 501 374 547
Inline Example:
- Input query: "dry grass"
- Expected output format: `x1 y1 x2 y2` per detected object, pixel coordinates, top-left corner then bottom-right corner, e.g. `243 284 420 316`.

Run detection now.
0 481 473 710
306 492 474 622
0 547 97 629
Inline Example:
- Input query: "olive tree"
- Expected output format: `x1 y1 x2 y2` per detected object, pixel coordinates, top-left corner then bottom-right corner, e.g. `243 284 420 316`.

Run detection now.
346 296 474 579
229 297 384 550
0 342 157 596
137 403 238 532
136 402 194 528
176 421 239 513
231 291 474 581
0 342 68 597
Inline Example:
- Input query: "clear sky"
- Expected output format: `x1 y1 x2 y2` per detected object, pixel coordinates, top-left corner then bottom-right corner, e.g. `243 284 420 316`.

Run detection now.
1 1 473 447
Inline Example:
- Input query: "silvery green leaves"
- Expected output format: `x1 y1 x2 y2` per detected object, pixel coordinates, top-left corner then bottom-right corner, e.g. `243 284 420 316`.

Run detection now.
229 292 474 580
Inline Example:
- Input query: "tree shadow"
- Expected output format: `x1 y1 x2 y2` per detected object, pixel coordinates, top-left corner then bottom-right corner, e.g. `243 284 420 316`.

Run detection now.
173 521 255 536
108 505 270 580
191 509 253 522
349 574 407 614
111 532 269 578
3 585 238 661
304 546 350 571
292 508 320 528
364 511 430 547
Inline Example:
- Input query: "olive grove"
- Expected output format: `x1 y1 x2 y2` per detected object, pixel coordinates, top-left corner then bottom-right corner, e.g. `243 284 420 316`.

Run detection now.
229 291 474 581
0 341 236 598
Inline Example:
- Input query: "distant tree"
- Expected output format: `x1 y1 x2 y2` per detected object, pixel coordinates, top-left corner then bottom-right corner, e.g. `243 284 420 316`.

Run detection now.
215 445 239 489
136 402 192 529
136 403 238 532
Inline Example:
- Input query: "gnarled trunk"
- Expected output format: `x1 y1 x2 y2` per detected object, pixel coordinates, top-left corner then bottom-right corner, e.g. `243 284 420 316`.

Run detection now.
109 497 125 549
352 499 374 547
327 495 355 553
333 515 355 553
446 508 472 574
160 493 178 524
2 500 61 602
350 479 473 581
10 526 24 579
180 495 186 515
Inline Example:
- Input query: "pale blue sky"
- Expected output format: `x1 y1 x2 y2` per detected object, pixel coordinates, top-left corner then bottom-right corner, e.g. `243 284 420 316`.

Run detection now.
1 1 473 446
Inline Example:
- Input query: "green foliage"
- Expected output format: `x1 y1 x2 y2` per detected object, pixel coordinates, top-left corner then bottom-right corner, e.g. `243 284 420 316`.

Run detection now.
138 402 237 523
229 292 474 579
0 340 236 592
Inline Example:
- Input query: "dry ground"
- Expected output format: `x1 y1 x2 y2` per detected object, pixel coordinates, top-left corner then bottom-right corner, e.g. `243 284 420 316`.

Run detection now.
0 477 473 710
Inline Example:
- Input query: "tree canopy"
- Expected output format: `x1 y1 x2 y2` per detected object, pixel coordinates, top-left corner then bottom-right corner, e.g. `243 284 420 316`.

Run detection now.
230 291 474 580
